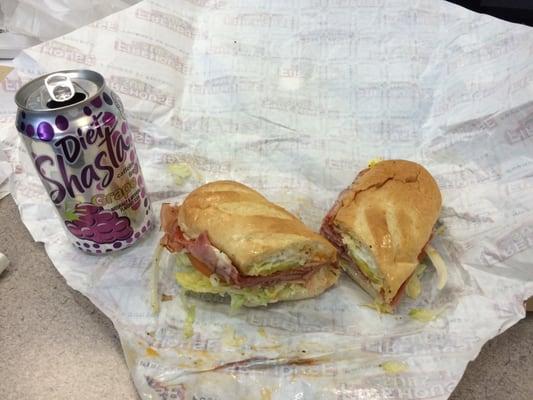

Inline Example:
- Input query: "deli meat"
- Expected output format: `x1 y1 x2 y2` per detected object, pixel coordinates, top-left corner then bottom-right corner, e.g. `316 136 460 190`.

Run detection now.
160 204 322 288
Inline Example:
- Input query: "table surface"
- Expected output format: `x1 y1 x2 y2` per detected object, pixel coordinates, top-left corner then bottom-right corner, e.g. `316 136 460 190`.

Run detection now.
0 195 532 400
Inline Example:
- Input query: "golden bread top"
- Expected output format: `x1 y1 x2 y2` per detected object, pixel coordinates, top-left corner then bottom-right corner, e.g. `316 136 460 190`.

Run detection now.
333 160 442 301
178 180 337 275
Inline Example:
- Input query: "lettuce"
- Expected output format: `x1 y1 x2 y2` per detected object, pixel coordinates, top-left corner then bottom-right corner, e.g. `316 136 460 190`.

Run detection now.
247 259 301 276
408 308 442 322
175 256 308 308
367 157 384 168
380 361 408 374
167 163 192 185
183 303 196 338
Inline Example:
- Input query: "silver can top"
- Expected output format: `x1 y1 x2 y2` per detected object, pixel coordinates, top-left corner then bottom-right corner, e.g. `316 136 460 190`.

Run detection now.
15 69 104 112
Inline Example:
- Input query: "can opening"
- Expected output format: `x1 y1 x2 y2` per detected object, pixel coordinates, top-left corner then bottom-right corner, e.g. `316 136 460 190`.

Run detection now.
46 92 87 109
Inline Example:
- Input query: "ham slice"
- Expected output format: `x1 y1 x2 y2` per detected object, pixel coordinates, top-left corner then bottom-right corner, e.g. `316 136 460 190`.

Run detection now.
160 203 322 288
187 232 242 284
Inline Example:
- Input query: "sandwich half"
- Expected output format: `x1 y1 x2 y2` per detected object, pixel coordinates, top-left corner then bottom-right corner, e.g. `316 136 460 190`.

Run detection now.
320 160 442 309
160 180 339 308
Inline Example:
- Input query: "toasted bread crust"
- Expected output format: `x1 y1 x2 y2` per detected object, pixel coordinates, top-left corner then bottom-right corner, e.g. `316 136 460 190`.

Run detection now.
332 160 441 302
178 181 337 275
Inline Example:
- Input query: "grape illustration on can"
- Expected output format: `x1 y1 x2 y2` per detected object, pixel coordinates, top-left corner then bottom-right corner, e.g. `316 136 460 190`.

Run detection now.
65 203 133 245
15 70 153 254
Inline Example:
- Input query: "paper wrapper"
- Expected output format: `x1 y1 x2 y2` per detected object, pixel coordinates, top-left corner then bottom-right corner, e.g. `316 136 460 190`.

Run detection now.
1 1 533 399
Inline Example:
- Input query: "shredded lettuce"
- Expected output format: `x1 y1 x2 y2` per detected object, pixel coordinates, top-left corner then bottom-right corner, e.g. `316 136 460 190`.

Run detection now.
150 246 164 315
247 260 300 276
175 251 192 271
425 245 448 290
406 264 427 299
408 308 441 322
230 294 246 311
175 256 308 309
368 158 384 168
381 361 408 374
167 163 192 186
183 303 196 339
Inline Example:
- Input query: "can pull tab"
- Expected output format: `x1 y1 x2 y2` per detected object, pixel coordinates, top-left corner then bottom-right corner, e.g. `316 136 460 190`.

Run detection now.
45 73 75 103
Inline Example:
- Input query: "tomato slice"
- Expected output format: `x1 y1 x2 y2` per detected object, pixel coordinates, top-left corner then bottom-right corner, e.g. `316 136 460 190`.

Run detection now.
186 253 213 277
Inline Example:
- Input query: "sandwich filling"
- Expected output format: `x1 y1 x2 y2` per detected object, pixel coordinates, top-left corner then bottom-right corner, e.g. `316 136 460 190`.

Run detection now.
321 200 431 306
174 252 335 308
160 204 332 292
321 202 409 305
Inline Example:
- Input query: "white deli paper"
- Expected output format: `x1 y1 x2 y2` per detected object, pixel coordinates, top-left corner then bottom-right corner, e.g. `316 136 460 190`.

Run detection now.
1 1 533 399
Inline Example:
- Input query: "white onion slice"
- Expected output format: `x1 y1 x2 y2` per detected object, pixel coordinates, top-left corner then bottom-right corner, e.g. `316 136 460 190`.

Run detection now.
150 245 163 315
425 245 447 290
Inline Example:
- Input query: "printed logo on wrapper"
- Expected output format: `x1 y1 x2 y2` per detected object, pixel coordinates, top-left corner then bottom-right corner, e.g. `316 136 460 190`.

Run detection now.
39 41 95 66
170 115 210 132
434 167 500 189
180 0 224 7
2 76 22 92
89 20 119 32
330 0 385 8
361 333 481 354
145 377 185 400
129 123 178 149
480 224 533 266
135 8 200 38
148 328 218 352
152 152 231 175
262 96 324 116
205 42 265 57
108 75 175 107
222 13 296 29
383 9 451 28
189 77 263 96
246 310 339 333
510 68 533 94
336 380 457 400
298 29 354 43
505 118 533 145
114 40 188 74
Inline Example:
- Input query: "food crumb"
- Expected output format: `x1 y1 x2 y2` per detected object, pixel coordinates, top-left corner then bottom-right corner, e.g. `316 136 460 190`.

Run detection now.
161 294 174 302
380 361 408 374
146 347 159 357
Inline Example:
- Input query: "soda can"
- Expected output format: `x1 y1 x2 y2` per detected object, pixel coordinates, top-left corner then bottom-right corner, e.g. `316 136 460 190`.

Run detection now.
15 69 153 254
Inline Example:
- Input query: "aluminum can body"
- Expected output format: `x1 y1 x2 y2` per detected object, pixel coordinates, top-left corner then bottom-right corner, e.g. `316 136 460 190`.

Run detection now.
15 69 153 253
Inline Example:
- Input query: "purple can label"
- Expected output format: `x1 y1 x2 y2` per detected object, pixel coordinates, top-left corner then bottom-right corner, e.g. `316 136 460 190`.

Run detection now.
18 90 152 253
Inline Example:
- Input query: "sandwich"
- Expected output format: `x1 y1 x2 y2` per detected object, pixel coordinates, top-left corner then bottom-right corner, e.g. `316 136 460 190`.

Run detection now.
160 180 339 308
320 160 444 310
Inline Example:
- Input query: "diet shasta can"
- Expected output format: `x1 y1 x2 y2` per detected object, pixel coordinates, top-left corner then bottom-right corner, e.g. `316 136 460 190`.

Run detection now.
15 69 153 253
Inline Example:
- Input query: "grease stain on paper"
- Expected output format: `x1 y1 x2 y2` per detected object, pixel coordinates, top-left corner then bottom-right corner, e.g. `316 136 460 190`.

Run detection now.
222 325 246 347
